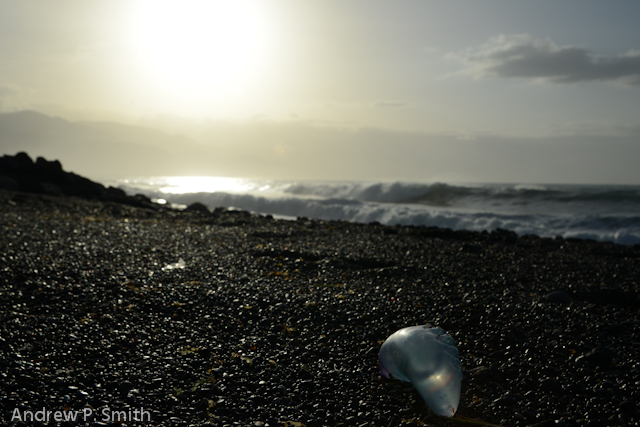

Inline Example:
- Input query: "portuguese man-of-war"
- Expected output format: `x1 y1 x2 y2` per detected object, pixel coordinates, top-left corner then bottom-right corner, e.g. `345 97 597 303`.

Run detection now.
379 325 462 417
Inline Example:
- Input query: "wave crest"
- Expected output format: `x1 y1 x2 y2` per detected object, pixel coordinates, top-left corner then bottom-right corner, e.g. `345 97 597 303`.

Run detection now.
115 178 640 245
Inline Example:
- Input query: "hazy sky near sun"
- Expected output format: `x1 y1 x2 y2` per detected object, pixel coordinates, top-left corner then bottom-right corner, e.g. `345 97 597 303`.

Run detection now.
1 1 640 183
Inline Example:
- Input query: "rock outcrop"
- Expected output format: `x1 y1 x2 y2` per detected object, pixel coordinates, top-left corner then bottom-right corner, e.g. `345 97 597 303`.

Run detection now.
0 152 161 209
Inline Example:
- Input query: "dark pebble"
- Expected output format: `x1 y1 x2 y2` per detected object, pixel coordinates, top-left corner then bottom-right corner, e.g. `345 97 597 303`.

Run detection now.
185 202 211 213
545 290 571 303
579 347 615 366
619 400 637 413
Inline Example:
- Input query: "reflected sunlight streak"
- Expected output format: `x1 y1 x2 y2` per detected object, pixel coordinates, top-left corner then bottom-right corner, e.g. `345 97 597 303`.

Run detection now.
158 176 255 194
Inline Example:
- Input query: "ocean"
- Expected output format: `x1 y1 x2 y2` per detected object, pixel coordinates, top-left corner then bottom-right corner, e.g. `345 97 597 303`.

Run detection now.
112 177 640 246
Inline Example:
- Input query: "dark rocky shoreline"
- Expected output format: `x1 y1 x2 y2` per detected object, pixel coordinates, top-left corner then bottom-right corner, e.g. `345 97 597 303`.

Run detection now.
0 152 161 210
1 156 640 426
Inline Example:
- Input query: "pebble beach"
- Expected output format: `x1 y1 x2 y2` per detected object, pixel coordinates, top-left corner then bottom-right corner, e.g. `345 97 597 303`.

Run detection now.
1 189 639 427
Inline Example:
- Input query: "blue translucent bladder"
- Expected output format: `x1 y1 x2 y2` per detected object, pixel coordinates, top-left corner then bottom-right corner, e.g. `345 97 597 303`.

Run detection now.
379 325 462 417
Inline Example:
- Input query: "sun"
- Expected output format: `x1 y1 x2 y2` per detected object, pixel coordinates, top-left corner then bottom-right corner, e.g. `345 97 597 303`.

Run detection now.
127 0 272 97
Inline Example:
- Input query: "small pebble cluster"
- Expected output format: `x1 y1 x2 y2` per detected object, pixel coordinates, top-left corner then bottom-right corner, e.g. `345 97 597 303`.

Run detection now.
1 190 639 426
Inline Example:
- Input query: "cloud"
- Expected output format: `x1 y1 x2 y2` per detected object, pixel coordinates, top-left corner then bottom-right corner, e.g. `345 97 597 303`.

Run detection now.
453 34 640 85
70 42 111 62
321 101 410 109
372 101 410 108
0 81 33 111
0 82 25 98
456 133 477 141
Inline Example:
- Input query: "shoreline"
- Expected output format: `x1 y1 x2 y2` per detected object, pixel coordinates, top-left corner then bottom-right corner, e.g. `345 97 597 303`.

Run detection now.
3 151 639 247
1 189 639 426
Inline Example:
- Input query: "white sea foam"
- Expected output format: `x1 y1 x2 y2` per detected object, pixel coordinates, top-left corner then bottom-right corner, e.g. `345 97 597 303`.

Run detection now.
113 177 640 245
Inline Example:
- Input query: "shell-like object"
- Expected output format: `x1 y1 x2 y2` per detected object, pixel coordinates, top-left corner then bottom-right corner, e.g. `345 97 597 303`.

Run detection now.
379 325 462 417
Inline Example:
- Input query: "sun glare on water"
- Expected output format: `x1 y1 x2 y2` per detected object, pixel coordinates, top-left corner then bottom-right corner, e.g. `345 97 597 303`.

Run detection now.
158 176 256 194
127 0 273 99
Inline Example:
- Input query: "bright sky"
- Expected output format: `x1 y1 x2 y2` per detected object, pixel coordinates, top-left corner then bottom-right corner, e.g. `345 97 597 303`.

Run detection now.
1 1 640 183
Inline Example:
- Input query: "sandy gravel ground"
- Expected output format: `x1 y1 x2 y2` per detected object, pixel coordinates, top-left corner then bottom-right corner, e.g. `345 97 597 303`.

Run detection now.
1 190 639 426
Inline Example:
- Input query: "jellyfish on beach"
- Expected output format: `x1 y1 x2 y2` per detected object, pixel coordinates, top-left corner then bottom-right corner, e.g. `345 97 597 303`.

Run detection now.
379 325 462 417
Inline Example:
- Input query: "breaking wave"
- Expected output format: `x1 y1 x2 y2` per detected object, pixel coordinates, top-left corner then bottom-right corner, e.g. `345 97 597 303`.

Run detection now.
114 177 640 245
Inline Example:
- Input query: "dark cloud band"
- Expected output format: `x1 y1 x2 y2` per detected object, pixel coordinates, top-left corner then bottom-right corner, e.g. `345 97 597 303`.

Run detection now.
456 35 640 85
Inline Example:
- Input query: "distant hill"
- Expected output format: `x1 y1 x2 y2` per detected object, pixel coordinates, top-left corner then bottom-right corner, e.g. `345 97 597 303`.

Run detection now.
0 111 214 181
3 110 640 184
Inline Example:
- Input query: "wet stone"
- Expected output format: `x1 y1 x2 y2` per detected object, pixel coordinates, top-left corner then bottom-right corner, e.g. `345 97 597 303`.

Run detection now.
579 347 615 366
545 290 571 303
